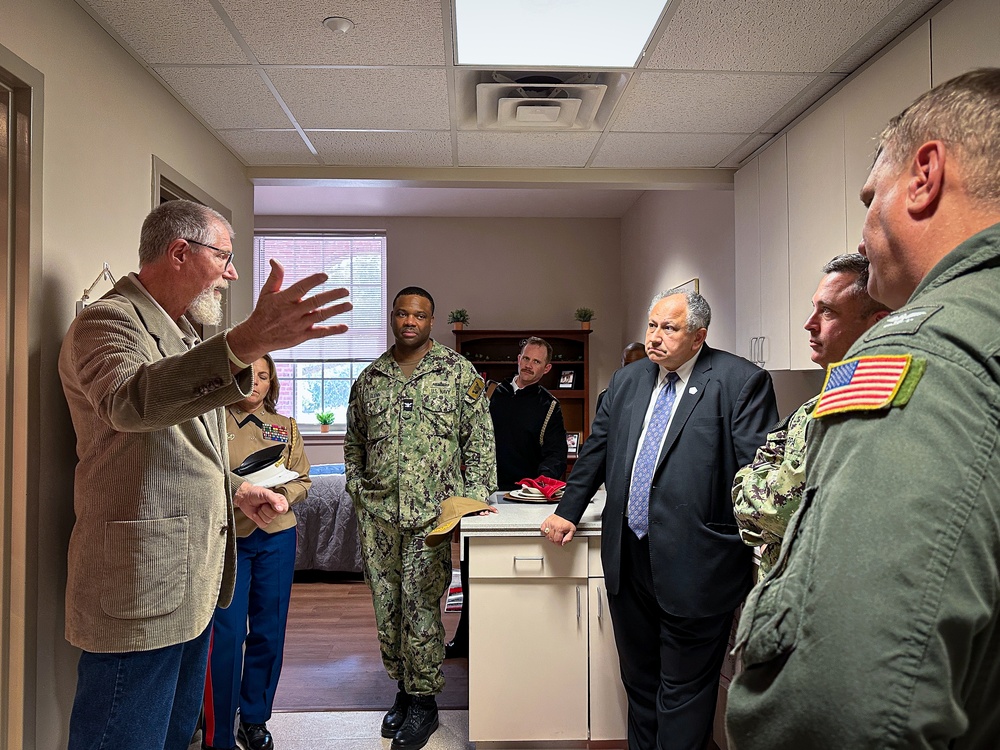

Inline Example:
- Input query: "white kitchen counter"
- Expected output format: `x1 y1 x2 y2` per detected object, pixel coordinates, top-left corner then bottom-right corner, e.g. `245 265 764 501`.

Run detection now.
460 489 607 540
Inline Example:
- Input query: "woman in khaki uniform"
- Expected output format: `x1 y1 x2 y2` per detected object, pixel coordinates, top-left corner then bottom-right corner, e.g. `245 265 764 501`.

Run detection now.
203 355 310 750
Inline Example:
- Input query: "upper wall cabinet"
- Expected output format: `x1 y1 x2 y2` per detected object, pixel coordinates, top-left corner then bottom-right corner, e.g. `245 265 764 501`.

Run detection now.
734 160 761 364
734 18 933 371
930 0 1000 85
786 100 846 370
757 138 791 370
842 23 931 246
735 138 790 370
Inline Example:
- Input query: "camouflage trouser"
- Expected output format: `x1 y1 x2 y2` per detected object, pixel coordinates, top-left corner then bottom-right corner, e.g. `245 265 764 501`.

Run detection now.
358 509 452 696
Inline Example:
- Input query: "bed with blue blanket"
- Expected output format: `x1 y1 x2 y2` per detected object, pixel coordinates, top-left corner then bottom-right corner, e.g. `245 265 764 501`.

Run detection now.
294 463 363 573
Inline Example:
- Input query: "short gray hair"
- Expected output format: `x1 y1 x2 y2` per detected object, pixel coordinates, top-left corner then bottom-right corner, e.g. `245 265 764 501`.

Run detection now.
138 200 233 266
648 289 711 331
821 254 892 318
877 67 1000 207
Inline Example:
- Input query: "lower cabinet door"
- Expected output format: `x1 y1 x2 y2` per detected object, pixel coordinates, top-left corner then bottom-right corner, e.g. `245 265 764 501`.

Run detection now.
589 577 628 740
469 576 589 741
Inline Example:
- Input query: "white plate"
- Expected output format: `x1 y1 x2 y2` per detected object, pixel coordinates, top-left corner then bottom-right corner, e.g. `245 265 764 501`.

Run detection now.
506 488 564 502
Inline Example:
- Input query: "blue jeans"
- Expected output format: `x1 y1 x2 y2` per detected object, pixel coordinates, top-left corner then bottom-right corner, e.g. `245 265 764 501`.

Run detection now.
204 526 296 748
68 623 212 750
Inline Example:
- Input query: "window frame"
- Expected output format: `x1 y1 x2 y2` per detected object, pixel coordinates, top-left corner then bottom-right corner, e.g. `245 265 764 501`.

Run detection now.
252 231 387 434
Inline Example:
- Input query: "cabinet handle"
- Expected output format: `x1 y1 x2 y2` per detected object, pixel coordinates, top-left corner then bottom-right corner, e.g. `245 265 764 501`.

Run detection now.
748 336 756 360
597 585 604 623
758 336 766 366
513 556 544 566
576 586 582 623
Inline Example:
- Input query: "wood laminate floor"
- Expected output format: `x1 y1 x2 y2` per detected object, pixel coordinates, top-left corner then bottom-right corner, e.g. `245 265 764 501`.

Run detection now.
273 572 466 712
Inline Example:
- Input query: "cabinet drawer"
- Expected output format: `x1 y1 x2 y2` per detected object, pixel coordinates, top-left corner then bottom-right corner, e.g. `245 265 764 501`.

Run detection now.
469 537 587 578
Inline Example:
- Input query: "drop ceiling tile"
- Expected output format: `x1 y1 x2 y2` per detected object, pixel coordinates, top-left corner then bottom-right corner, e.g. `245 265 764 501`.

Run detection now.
78 0 246 64
832 2 938 74
612 72 813 133
267 68 451 130
592 132 749 168
758 74 845 133
155 67 291 128
216 130 320 165
646 0 900 72
308 131 454 168
716 134 776 168
457 133 601 167
218 0 445 65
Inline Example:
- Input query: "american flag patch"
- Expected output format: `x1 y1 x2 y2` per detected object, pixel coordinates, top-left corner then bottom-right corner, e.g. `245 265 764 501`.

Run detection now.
813 355 911 418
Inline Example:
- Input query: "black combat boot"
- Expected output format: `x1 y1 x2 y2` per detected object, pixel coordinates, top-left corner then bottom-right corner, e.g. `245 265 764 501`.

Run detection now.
390 694 439 750
381 681 411 738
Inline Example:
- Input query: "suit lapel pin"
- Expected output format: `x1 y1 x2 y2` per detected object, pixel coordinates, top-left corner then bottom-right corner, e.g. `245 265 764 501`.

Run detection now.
688 387 698 394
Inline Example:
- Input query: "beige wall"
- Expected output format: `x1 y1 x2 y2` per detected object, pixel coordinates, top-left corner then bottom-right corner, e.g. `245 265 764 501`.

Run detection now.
620 190 738 353
1 0 253 745
619 189 823 419
257 214 624 436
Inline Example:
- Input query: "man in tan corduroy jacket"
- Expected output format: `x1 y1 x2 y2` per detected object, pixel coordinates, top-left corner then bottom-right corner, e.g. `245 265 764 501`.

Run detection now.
58 199 352 750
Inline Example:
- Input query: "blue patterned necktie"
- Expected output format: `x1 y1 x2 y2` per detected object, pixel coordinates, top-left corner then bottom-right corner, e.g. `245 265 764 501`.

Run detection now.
627 372 679 538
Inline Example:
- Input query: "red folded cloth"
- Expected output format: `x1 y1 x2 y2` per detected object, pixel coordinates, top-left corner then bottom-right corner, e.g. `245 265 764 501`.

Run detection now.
516 476 567 499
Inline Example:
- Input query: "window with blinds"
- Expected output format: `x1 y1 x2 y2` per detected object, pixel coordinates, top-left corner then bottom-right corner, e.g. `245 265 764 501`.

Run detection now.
253 233 386 431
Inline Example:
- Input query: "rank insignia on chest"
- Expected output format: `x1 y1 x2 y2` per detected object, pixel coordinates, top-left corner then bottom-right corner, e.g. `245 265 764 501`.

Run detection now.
262 424 289 442
813 354 918 419
402 397 414 416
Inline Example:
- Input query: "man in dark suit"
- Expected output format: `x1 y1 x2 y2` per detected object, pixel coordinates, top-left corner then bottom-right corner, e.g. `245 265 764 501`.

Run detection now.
542 288 777 750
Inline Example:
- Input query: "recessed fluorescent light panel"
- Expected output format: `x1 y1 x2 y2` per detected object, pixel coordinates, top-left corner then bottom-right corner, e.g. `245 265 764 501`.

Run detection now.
454 0 668 68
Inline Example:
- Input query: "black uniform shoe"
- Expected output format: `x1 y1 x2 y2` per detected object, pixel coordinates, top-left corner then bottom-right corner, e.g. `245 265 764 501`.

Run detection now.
390 695 439 750
381 682 411 738
237 722 274 750
444 639 468 659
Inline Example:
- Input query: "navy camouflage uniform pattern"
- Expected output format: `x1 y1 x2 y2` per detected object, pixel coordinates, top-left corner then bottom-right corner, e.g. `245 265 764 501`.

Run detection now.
345 340 496 695
732 395 817 577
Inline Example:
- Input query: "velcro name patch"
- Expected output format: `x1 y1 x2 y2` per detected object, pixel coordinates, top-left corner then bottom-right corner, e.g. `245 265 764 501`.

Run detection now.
813 355 912 418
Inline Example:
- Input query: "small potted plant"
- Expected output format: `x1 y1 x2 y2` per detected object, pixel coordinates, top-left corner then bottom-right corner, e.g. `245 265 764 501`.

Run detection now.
575 307 595 330
315 411 335 433
448 309 470 331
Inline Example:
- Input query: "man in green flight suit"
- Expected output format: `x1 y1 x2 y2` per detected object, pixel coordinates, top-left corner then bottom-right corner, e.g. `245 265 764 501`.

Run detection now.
727 68 1000 749
732 253 889 577
345 286 496 750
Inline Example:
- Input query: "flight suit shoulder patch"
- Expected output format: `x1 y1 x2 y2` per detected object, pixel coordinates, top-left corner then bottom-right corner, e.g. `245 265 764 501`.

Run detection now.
865 305 942 341
813 354 915 419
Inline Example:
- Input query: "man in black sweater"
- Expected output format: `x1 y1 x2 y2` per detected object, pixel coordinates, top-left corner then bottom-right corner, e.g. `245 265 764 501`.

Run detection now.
445 337 567 658
489 336 568 490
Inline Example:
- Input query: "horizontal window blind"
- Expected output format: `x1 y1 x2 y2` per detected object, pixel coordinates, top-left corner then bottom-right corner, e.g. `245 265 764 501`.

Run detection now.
253 233 386 362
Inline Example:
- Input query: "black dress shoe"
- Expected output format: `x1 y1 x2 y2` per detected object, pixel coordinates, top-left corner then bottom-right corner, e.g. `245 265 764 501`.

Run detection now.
444 639 468 659
381 682 411 738
237 722 274 750
391 695 439 750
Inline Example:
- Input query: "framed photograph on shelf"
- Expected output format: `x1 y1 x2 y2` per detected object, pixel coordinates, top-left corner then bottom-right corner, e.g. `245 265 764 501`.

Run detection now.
558 370 576 389
566 432 581 456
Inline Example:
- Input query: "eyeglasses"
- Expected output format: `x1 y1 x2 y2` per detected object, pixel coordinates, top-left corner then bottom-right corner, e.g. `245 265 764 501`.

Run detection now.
183 238 233 269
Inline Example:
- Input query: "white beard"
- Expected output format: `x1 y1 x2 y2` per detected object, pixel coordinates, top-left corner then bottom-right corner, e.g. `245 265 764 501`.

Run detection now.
188 285 224 326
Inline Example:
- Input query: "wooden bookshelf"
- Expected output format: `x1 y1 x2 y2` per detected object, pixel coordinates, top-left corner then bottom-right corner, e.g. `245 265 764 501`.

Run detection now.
454 330 592 475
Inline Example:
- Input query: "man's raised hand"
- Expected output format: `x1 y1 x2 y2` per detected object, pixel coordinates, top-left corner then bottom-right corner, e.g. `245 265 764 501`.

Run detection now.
228 259 353 365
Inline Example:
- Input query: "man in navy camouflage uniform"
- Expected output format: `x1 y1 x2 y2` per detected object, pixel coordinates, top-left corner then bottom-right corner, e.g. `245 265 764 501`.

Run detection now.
732 253 889 577
345 286 495 750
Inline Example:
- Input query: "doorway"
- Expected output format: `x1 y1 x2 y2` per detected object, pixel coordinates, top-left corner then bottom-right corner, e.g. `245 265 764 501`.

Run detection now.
0 46 42 750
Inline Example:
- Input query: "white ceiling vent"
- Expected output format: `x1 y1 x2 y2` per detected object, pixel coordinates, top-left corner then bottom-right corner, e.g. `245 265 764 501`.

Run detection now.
476 74 607 130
